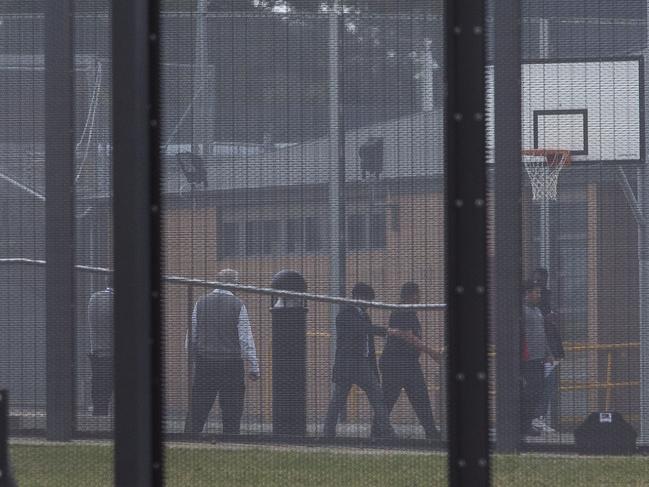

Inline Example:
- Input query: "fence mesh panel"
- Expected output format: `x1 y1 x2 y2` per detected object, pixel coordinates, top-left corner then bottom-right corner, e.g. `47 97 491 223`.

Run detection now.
490 0 648 482
2 0 649 485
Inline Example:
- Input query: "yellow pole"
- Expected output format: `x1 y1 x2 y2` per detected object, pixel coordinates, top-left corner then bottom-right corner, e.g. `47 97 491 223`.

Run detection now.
605 351 614 411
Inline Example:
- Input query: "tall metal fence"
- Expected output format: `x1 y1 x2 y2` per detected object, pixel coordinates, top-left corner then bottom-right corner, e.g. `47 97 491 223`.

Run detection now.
1 0 649 485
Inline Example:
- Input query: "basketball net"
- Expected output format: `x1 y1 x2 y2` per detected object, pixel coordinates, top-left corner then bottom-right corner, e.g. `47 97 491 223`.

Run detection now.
522 149 571 202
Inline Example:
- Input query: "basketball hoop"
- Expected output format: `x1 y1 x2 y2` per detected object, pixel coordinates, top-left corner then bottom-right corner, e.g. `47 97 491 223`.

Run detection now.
522 149 571 202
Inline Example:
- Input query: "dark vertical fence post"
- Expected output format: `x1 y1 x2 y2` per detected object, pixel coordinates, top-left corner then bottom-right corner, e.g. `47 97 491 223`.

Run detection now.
112 0 162 485
493 0 523 454
0 390 7 485
186 284 194 417
0 390 15 487
446 0 490 485
45 0 75 442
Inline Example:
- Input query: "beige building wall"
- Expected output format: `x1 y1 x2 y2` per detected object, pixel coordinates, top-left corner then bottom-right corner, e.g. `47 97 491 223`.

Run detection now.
161 191 446 427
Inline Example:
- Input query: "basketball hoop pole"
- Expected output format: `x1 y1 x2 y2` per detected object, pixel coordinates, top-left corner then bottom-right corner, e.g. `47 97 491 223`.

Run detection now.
617 89 649 444
538 19 551 275
539 199 551 273
192 0 209 157
638 30 649 444
637 160 649 445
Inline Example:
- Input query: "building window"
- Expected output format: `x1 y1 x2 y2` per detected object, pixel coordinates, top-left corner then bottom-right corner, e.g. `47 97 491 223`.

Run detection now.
347 210 387 250
286 217 322 253
246 220 279 256
305 217 321 252
369 211 387 249
531 200 588 340
262 220 279 254
348 214 367 250
287 218 303 253
556 203 588 341
218 221 237 259
245 221 262 256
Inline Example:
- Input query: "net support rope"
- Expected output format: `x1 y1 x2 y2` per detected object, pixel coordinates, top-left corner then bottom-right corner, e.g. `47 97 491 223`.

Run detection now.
0 258 446 311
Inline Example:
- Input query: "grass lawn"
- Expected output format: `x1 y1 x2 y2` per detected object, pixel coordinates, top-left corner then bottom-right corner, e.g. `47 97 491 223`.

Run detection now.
10 443 649 486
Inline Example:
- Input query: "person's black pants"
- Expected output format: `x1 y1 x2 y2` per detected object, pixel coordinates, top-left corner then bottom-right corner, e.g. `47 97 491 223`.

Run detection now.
520 359 545 432
380 359 439 438
185 356 245 435
89 354 113 416
323 363 394 438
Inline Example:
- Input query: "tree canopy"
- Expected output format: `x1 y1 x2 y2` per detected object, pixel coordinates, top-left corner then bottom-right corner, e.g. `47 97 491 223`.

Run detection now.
0 1 440 15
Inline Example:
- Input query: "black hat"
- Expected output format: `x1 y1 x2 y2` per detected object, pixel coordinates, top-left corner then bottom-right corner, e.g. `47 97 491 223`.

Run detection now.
400 281 420 301
352 282 375 301
523 279 540 293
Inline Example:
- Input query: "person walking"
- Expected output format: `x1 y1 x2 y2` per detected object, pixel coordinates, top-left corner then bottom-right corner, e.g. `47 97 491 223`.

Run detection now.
532 267 564 434
521 279 550 437
184 269 259 435
323 283 395 439
87 284 114 416
380 282 441 440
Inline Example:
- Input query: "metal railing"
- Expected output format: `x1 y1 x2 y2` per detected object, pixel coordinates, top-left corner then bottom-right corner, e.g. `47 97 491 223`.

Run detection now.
0 258 446 311
2 257 644 438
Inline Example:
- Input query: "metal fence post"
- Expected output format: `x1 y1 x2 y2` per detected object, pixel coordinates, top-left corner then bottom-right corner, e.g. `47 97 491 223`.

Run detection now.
112 0 162 485
493 0 523 454
45 0 75 442
0 390 7 485
0 390 15 487
446 0 490 485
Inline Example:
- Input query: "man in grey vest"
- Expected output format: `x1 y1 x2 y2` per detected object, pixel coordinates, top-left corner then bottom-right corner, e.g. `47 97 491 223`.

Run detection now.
88 284 114 416
185 269 260 435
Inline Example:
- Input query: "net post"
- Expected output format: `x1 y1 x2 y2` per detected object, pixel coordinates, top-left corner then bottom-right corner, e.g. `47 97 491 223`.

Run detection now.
446 0 490 484
112 0 162 484
0 390 7 486
494 0 523 456
44 0 76 442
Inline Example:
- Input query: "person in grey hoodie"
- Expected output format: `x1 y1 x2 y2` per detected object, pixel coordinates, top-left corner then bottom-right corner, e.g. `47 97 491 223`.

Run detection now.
184 269 259 435
87 284 114 416
520 279 550 436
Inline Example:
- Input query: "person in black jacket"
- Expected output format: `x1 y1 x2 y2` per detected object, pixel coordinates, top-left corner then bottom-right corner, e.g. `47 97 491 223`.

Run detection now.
323 283 395 439
380 282 441 440
532 267 565 434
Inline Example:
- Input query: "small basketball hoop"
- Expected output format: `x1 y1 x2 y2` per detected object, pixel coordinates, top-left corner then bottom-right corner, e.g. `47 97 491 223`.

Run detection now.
522 149 571 202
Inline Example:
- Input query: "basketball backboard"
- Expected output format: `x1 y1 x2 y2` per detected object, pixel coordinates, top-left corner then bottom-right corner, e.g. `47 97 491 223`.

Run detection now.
486 57 643 164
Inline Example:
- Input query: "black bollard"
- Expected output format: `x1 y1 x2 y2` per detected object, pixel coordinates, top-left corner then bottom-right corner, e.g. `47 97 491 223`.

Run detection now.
270 270 308 437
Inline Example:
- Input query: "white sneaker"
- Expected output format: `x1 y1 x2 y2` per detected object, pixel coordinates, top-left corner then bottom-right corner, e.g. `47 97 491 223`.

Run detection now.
532 417 556 434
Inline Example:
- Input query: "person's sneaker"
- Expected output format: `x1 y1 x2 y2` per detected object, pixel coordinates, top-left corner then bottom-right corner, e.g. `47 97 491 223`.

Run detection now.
370 428 397 441
532 417 556 434
522 425 542 437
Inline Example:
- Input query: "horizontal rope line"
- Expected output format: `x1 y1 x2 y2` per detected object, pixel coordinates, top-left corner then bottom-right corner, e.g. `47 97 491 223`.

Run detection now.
0 258 446 311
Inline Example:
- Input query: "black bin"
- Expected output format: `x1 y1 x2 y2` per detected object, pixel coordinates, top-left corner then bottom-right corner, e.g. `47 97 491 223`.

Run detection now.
270 270 308 436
